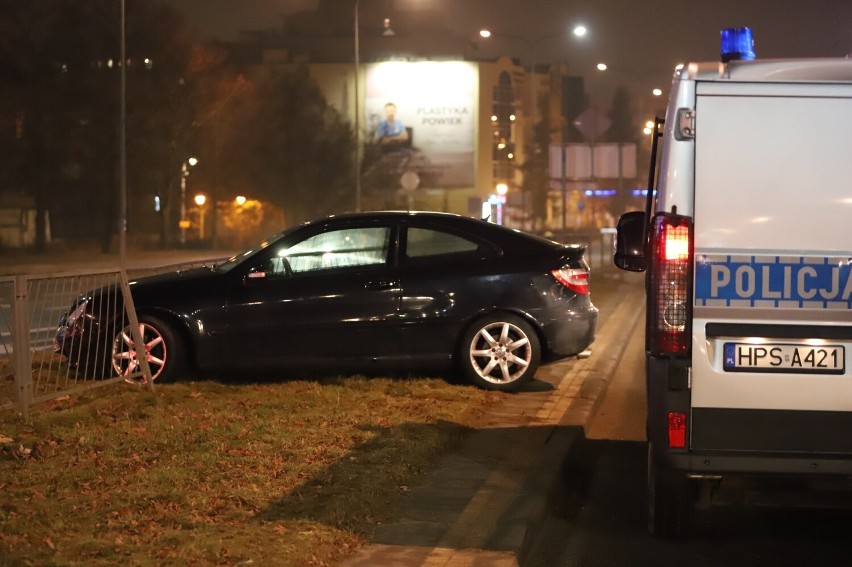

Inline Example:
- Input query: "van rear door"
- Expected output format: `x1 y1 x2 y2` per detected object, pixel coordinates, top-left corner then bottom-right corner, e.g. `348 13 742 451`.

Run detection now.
690 80 852 462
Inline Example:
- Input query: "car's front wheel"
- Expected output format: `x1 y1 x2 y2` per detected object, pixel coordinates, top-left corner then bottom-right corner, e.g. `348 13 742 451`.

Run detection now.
112 315 183 383
460 313 541 392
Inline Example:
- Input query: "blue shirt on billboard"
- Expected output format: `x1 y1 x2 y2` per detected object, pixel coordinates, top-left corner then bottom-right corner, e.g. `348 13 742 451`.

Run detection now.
377 118 406 138
376 102 409 149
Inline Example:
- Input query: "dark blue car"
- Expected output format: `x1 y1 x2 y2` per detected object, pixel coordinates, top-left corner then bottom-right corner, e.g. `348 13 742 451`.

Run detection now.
56 211 598 392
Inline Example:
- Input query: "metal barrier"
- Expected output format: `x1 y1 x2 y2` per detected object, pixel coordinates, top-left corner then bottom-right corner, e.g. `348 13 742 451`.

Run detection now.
1 258 229 418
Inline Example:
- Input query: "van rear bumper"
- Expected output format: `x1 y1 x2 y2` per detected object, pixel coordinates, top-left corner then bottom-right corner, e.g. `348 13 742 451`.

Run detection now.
647 355 852 477
661 449 852 477
692 407 852 454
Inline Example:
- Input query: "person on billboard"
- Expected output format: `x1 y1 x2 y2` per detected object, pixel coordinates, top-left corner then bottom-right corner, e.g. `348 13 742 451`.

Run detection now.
376 102 409 150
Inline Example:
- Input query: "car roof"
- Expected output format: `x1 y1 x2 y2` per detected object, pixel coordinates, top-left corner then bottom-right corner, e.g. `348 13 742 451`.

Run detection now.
304 210 556 245
317 210 473 222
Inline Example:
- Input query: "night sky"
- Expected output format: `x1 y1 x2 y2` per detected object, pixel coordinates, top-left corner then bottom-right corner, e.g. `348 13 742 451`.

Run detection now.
161 0 852 104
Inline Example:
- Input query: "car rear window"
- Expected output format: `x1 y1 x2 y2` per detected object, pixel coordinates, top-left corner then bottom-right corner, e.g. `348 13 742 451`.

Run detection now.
405 227 485 260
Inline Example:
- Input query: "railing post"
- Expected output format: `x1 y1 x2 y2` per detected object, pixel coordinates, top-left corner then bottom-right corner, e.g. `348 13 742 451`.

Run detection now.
118 270 155 390
12 275 33 419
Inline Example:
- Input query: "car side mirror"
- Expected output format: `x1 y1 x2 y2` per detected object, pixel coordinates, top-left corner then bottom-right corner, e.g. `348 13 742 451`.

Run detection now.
613 211 648 272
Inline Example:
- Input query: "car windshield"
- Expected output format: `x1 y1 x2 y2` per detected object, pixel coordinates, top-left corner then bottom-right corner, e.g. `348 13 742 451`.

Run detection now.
214 228 295 273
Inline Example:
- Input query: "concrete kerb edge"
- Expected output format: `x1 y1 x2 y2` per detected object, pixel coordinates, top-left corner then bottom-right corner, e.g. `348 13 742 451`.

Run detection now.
515 289 645 565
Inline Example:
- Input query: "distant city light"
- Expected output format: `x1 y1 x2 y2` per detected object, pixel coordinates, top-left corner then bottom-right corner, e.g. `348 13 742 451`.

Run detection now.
652 88 663 96
479 29 492 38
596 62 607 71
235 195 247 206
573 25 588 37
496 183 509 195
584 189 617 197
194 194 206 206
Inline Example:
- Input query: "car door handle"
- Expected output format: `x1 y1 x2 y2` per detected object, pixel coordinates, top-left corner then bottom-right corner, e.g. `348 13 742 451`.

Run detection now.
365 280 397 290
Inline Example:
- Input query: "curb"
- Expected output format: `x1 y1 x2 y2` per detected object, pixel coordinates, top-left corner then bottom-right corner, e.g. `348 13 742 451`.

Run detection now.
516 284 646 565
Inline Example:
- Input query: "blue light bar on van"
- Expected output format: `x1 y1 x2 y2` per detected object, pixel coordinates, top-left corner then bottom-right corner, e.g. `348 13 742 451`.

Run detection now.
720 27 755 63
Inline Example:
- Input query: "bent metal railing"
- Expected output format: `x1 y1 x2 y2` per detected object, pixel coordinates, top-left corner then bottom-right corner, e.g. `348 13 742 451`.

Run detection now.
0 269 153 420
1 257 230 419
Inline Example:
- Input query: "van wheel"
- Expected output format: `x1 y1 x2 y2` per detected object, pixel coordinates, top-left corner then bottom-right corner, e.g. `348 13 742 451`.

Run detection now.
647 443 696 538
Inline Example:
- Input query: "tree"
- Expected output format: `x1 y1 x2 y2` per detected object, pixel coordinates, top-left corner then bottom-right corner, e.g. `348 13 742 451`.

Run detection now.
0 1 120 251
222 65 356 225
0 0 202 250
0 2 355 251
603 87 641 217
605 87 637 144
127 39 254 248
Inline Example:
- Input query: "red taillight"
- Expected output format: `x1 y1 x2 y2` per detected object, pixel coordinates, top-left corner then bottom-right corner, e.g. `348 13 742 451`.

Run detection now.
667 411 687 448
662 223 689 262
552 267 589 295
648 213 693 356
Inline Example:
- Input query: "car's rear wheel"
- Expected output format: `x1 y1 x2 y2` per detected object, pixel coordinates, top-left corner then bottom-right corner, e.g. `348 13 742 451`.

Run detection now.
460 313 540 392
112 315 183 383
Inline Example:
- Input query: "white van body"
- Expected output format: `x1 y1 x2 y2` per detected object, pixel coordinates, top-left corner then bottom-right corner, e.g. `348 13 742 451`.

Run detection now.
615 57 852 536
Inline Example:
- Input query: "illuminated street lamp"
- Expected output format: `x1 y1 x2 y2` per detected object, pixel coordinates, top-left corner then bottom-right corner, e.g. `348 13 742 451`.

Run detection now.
179 157 198 245
235 195 247 206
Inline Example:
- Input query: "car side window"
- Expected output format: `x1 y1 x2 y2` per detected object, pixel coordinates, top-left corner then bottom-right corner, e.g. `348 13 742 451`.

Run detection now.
269 227 390 276
405 227 482 260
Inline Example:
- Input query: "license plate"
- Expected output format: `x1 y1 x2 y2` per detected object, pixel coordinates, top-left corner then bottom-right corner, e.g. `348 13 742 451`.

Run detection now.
723 343 845 374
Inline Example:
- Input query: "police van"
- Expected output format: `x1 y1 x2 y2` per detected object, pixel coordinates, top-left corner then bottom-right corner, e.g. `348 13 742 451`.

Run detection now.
614 28 852 537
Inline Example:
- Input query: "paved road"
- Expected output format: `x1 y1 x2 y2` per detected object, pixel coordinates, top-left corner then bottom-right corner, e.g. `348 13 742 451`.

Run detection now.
524 294 852 567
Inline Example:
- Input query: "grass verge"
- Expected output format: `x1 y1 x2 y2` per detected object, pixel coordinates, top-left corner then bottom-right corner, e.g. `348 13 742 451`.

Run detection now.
0 375 503 566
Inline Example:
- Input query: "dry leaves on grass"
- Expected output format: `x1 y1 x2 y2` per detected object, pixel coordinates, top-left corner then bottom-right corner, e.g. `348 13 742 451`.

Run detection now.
0 376 502 565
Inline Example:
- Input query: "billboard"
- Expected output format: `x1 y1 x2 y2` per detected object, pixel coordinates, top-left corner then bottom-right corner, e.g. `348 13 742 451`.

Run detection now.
364 61 476 189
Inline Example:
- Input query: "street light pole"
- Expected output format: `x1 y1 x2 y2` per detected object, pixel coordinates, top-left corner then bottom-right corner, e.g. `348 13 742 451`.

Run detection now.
179 157 197 245
180 162 187 245
119 0 127 265
354 0 362 212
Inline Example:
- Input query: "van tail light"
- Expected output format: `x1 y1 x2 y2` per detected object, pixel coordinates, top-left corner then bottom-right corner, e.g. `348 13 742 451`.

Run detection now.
552 267 590 295
667 411 687 448
648 213 693 356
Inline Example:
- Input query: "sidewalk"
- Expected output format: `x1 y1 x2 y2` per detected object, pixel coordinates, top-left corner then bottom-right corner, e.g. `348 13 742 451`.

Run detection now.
340 274 645 567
